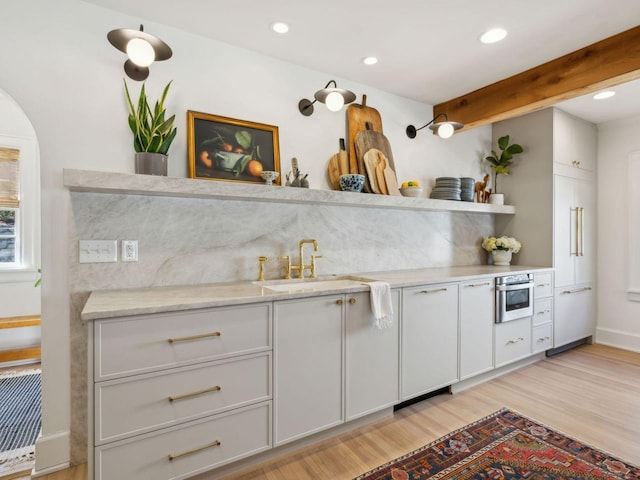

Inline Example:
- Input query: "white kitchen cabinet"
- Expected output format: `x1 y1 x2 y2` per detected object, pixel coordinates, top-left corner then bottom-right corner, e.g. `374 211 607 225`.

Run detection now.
532 272 554 353
273 295 344 446
554 174 596 287
90 303 273 480
459 279 494 380
345 290 400 421
494 107 596 350
401 283 458 399
553 108 597 172
554 284 595 347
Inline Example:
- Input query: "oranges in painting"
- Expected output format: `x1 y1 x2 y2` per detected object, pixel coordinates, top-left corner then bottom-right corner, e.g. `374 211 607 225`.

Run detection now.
247 159 263 177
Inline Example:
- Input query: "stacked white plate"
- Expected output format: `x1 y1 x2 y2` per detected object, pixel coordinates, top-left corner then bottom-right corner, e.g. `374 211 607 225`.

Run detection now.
460 177 475 202
430 177 461 200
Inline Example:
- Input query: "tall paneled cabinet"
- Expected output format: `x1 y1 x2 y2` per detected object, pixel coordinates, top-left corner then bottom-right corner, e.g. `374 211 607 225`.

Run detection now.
495 107 596 350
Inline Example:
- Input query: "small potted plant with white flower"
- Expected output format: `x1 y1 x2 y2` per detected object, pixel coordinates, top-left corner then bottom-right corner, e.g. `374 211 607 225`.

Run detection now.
482 236 522 265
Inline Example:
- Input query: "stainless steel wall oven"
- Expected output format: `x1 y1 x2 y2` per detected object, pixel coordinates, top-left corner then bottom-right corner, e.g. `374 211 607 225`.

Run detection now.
495 273 534 323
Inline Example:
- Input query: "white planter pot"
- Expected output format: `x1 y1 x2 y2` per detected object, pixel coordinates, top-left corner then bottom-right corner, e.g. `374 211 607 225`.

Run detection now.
489 193 504 205
491 249 513 266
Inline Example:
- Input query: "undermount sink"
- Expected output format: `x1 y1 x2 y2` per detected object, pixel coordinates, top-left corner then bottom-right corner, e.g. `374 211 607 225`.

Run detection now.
255 275 374 293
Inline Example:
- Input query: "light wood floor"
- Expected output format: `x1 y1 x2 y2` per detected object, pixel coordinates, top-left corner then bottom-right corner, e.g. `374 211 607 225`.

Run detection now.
13 344 640 480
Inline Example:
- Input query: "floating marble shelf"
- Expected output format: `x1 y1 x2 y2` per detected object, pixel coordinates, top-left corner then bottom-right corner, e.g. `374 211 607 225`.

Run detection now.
63 169 516 215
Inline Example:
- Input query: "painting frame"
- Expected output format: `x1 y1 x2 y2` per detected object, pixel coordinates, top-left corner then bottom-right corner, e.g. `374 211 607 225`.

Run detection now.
187 110 281 184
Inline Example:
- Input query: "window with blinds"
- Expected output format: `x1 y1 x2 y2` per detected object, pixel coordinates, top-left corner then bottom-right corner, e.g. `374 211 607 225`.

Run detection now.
0 146 19 264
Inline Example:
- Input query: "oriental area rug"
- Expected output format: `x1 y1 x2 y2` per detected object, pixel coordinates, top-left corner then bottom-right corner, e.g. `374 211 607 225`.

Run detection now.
355 408 639 480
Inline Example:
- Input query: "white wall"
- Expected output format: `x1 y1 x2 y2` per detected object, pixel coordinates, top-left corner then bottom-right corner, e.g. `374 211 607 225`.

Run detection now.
596 114 640 351
0 0 494 473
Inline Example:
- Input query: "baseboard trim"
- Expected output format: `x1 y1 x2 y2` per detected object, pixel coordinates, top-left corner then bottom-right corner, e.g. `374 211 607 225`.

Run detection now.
451 353 545 394
595 327 640 353
32 431 70 477
192 408 393 479
31 462 71 478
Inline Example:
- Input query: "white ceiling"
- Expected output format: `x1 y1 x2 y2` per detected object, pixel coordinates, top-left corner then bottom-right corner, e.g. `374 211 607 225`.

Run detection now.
84 0 640 125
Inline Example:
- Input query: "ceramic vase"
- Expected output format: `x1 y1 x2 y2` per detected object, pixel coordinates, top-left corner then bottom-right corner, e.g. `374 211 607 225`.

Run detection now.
492 249 512 266
135 152 168 176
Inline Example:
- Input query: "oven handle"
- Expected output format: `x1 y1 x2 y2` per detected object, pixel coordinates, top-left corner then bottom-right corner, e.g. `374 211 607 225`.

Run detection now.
495 281 535 292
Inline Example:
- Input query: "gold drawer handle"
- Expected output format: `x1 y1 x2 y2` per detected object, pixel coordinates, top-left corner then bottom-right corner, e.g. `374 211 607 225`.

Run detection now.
420 288 447 294
466 282 491 288
168 385 221 402
349 297 357 304
536 310 550 315
336 298 344 305
562 287 592 294
536 283 549 287
168 440 221 461
507 337 524 344
537 336 550 342
167 331 221 344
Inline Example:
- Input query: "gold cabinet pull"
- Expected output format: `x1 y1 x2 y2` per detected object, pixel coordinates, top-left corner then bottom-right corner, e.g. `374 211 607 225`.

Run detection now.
537 336 551 342
420 288 447 294
507 337 524 344
465 282 491 288
336 298 344 305
167 331 221 344
349 297 357 304
168 440 221 461
536 283 549 287
562 286 592 295
168 385 221 402
536 310 550 315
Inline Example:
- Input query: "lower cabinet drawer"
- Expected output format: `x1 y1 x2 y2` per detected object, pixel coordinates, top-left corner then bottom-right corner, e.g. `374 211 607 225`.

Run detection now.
534 272 553 299
95 303 271 381
532 324 553 353
95 402 271 480
533 298 553 327
494 318 532 367
95 353 271 445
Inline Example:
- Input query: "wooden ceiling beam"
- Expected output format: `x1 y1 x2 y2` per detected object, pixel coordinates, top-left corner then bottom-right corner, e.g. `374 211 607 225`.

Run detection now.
434 25 640 131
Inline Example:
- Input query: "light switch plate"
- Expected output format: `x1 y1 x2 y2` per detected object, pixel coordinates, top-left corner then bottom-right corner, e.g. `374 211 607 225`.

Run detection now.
79 240 118 263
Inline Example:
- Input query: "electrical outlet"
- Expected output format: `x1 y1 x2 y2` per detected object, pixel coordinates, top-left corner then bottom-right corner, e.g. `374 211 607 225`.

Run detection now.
121 240 138 262
79 240 118 263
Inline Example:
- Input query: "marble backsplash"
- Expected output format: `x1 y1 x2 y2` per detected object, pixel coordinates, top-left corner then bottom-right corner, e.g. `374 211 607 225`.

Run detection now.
67 191 496 462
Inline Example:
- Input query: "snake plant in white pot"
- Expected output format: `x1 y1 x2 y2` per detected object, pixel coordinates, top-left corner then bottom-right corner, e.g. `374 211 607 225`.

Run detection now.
124 80 177 175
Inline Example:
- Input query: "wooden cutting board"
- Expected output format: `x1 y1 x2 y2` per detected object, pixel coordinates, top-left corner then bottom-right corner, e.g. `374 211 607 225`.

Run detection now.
327 154 341 190
363 150 382 194
337 138 349 175
346 95 383 176
355 122 396 192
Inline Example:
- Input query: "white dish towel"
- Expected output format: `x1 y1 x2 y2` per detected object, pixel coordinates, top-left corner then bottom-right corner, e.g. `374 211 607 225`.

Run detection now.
368 281 394 329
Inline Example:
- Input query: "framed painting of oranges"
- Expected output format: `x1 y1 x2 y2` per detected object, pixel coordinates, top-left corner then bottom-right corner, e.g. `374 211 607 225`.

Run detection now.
187 111 280 184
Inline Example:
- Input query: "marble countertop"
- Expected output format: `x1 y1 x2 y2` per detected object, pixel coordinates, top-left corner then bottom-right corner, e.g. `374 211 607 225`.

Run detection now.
81 264 552 321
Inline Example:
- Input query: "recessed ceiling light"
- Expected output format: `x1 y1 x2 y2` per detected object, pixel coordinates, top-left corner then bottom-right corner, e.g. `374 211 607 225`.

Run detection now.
480 28 507 44
362 56 378 66
593 90 616 100
270 21 289 34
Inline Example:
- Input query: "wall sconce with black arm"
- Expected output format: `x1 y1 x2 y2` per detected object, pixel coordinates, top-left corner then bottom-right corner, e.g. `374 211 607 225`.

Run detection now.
107 24 172 81
298 80 356 116
406 113 464 139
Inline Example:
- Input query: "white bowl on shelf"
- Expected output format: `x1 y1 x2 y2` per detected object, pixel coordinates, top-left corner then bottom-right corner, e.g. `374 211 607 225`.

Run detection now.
260 170 280 186
399 187 424 198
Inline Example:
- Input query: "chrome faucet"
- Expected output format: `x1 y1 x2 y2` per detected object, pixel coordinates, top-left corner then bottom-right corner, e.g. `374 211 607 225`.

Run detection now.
287 239 321 278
